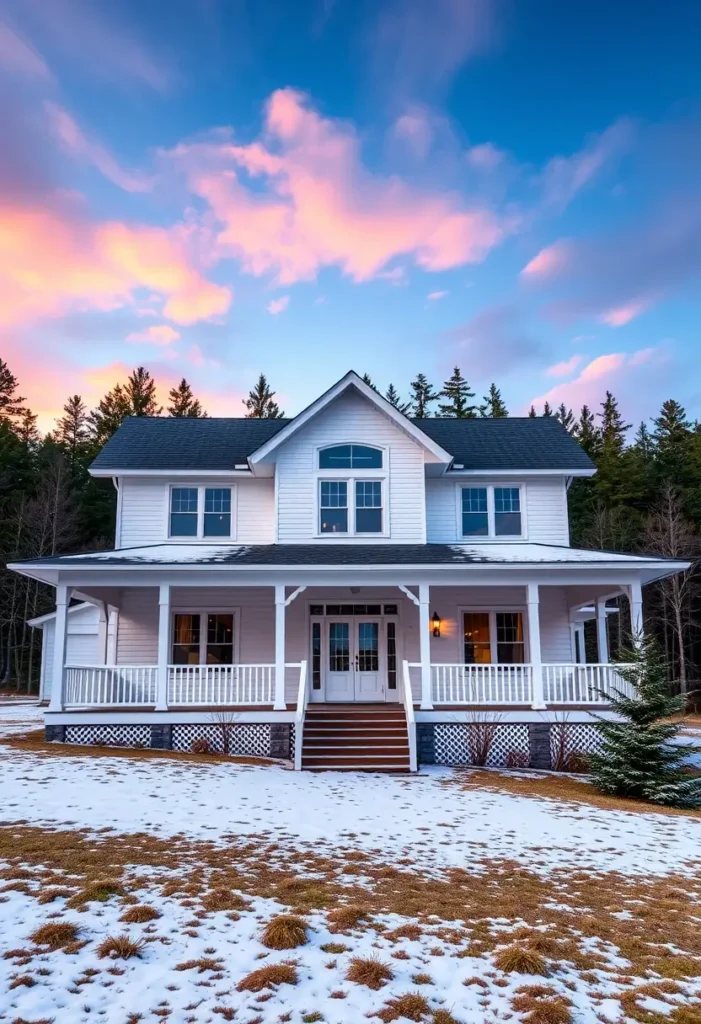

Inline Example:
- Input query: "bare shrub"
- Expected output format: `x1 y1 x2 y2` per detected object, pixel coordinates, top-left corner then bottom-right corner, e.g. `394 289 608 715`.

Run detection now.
505 750 530 770
261 914 308 950
345 956 393 990
466 712 503 766
550 719 588 773
190 737 214 755
209 711 241 756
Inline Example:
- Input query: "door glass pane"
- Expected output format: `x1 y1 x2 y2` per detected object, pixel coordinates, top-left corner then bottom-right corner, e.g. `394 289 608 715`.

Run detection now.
387 621 397 689
203 488 231 537
357 622 379 672
494 487 522 536
206 613 234 664
496 612 525 663
311 622 321 689
329 623 350 671
172 613 200 664
463 612 491 664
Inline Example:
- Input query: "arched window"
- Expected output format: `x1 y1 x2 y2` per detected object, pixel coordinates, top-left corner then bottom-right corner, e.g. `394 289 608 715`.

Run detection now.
318 444 383 469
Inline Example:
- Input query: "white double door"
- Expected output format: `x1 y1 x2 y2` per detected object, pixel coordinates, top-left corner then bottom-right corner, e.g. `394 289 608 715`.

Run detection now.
325 617 385 702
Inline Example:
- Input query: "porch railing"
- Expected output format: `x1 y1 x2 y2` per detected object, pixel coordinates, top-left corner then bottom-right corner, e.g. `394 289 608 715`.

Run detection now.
64 666 158 708
542 663 634 704
430 663 534 705
168 664 276 706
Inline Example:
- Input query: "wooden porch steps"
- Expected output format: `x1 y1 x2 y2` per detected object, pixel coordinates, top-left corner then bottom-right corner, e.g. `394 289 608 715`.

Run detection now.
302 704 411 772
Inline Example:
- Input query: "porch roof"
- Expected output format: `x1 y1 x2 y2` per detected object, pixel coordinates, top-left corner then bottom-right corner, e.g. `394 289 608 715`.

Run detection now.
11 541 688 575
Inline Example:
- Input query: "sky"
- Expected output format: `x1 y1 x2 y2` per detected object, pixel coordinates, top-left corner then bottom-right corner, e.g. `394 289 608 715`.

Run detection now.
0 0 700 431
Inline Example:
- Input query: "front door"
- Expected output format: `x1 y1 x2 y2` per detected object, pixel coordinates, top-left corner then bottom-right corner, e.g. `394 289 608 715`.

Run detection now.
325 618 384 701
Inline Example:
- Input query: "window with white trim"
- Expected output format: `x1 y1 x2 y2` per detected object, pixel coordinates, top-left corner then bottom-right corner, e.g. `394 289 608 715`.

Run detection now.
463 611 525 664
460 485 523 538
171 612 235 665
169 486 234 539
317 444 386 536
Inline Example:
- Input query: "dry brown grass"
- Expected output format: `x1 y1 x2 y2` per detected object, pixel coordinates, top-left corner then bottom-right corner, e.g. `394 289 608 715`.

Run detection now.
411 972 433 984
96 934 145 960
68 879 126 907
375 992 431 1021
9 973 36 989
387 923 423 941
260 914 308 950
175 957 224 973
201 888 249 912
327 904 370 932
236 964 298 992
512 985 573 1024
320 942 350 954
494 945 549 975
432 1012 463 1024
119 904 161 924
345 955 394 990
29 922 79 949
458 768 701 818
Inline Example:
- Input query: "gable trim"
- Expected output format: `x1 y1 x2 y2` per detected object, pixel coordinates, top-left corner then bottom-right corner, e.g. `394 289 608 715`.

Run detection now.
247 371 453 466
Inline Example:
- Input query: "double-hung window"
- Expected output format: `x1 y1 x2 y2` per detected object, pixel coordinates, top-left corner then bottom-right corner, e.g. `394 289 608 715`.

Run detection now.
169 486 234 539
172 612 235 665
463 611 525 664
460 485 523 538
318 444 384 535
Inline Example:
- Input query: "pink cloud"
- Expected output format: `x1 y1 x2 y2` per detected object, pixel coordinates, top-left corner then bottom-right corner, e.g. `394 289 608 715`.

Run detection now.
546 355 581 378
267 295 289 315
0 203 232 329
427 290 448 301
538 119 635 210
46 102 153 193
169 88 509 286
0 19 52 79
521 242 570 279
599 297 651 327
126 324 180 345
466 142 504 171
392 107 434 159
529 349 662 414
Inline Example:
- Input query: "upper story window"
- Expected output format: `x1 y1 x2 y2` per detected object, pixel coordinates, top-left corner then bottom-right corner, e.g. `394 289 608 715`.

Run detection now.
461 485 523 538
319 444 383 469
170 486 233 539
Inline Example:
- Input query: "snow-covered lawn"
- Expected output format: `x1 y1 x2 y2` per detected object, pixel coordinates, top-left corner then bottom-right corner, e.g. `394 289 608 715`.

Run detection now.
2 707 701 1024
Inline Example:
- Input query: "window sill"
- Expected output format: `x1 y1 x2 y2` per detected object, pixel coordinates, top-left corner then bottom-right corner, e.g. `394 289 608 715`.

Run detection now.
460 536 527 543
167 537 238 544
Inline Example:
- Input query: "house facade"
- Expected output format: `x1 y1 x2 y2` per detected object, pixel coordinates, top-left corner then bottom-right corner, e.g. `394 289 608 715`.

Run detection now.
13 372 687 771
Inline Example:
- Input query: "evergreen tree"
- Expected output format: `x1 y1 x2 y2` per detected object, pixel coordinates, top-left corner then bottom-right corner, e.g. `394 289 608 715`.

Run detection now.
589 637 701 808
555 403 575 433
167 379 207 418
438 366 477 418
596 391 631 504
243 373 285 418
409 372 439 418
361 373 377 391
55 396 90 466
88 384 131 446
124 367 162 417
384 383 410 414
480 383 508 418
652 399 693 489
542 401 553 417
574 405 601 458
528 405 537 418
17 409 40 447
0 358 26 426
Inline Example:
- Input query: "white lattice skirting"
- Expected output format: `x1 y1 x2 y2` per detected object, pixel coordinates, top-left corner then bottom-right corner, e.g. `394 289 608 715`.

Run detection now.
434 724 530 767
65 725 151 748
172 724 272 756
550 723 603 767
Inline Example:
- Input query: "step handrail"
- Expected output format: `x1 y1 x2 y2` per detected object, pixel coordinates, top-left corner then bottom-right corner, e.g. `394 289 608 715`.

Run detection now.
402 659 418 772
293 660 308 771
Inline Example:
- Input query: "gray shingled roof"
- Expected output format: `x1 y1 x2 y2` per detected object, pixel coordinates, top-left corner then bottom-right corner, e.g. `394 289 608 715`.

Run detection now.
90 413 594 473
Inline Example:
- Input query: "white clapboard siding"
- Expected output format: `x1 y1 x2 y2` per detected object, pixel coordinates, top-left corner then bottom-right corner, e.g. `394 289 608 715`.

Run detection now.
425 477 570 546
40 606 101 701
117 477 275 548
274 391 427 543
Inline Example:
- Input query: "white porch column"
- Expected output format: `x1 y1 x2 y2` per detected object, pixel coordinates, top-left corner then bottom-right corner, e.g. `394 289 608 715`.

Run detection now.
596 597 609 663
97 602 109 665
155 584 170 711
48 585 71 712
629 580 644 644
527 582 545 710
575 624 586 664
418 583 432 710
274 584 286 710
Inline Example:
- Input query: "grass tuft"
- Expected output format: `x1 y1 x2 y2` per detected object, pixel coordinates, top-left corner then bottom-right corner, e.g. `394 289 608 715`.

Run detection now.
494 945 549 976
512 985 573 1024
68 879 126 907
96 934 145 960
175 957 223 973
320 943 349 954
375 992 431 1022
236 964 298 992
327 905 370 933
345 956 394 990
432 1012 464 1024
260 914 308 950
119 905 161 924
201 888 249 912
29 922 80 950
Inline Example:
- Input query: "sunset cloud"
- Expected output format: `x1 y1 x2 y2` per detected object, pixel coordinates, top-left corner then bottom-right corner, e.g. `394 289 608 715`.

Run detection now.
0 204 232 329
521 242 570 279
529 348 666 416
126 324 180 345
0 19 52 79
538 118 635 210
267 295 289 315
170 88 509 286
546 355 581 378
599 298 651 327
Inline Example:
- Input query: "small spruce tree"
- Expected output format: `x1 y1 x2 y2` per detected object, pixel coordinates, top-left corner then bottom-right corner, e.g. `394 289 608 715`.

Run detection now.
589 637 701 808
409 372 439 418
438 366 477 418
167 378 207 418
480 383 508 418
385 383 410 414
243 373 285 418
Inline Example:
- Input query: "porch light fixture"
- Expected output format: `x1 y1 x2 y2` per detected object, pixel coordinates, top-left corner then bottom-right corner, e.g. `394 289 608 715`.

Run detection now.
432 612 442 638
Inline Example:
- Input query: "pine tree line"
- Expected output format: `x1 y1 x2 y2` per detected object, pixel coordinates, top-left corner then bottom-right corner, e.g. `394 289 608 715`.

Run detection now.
1 356 700 692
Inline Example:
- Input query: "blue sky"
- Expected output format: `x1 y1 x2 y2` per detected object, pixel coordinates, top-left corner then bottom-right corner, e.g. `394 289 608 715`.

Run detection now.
0 0 699 427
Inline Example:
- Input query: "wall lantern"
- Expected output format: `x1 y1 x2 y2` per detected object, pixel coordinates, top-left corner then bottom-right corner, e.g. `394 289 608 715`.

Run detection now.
432 612 442 638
